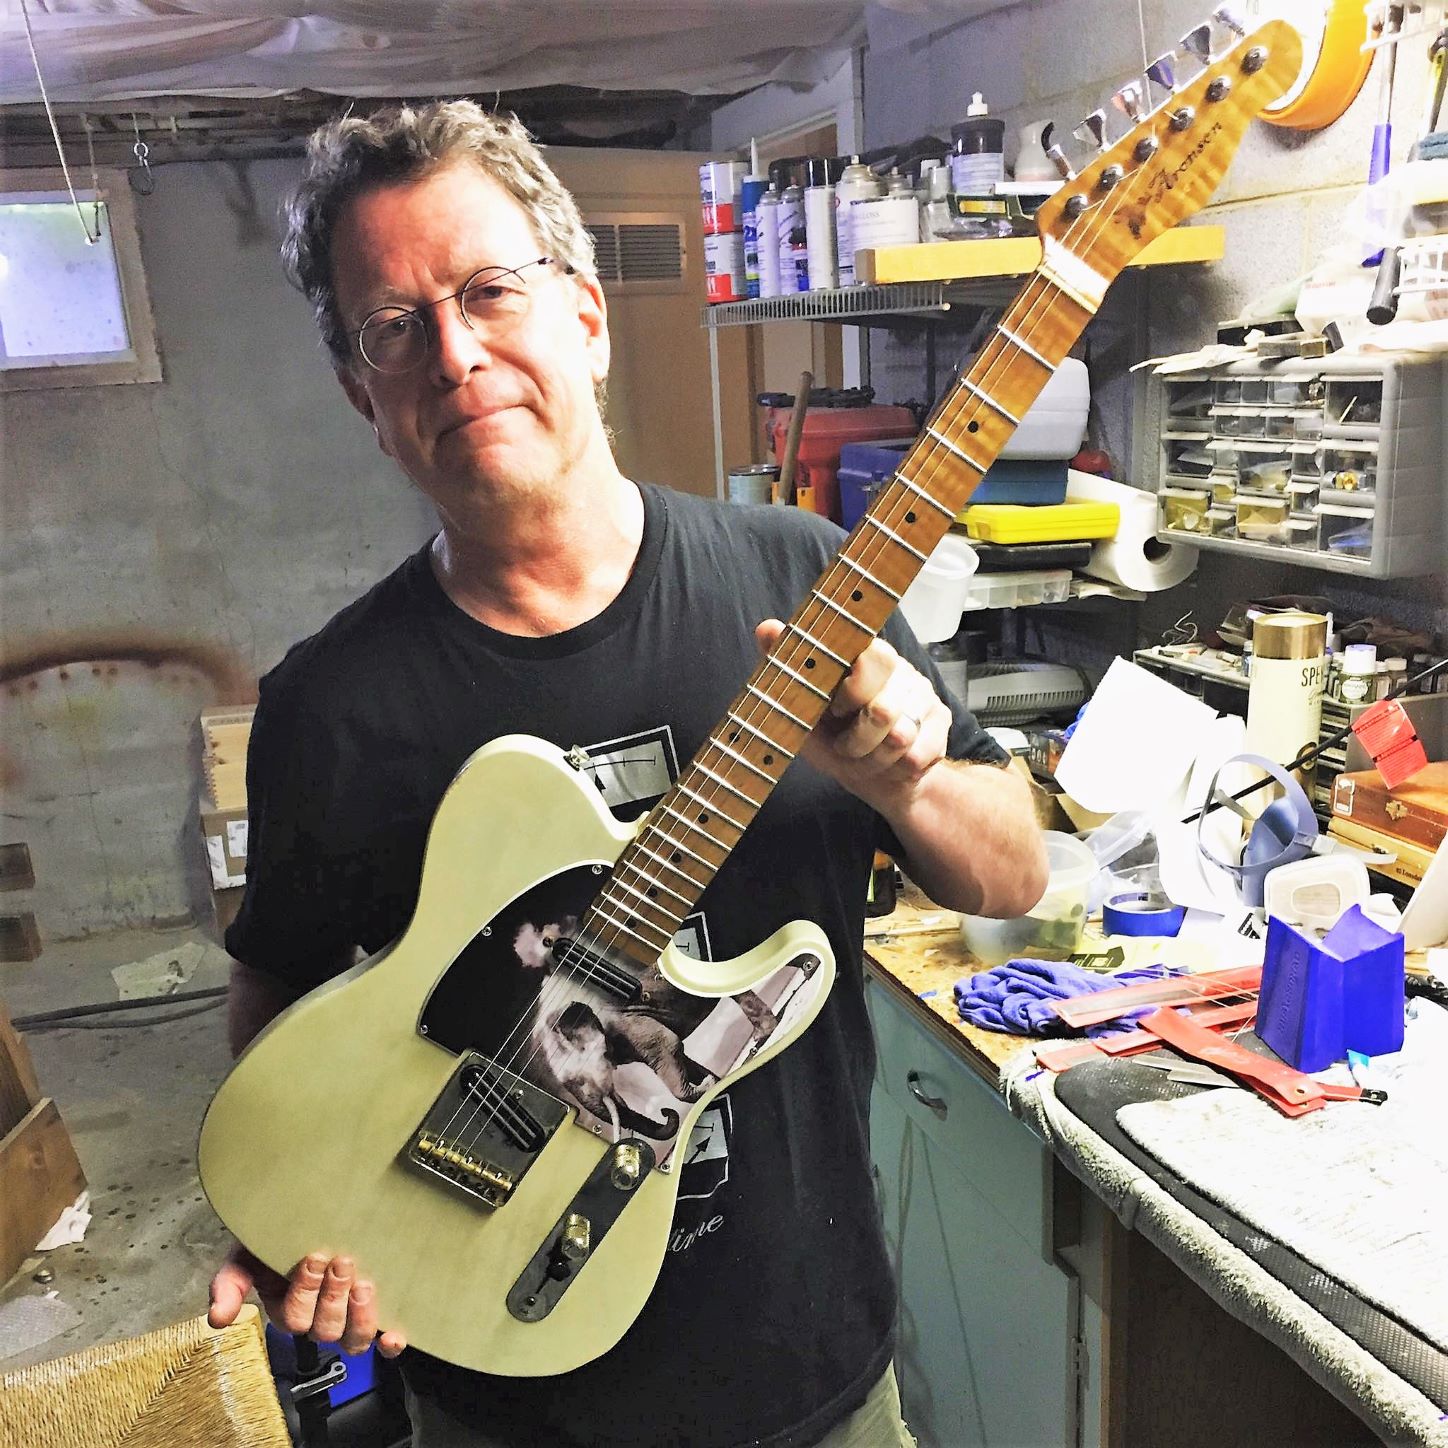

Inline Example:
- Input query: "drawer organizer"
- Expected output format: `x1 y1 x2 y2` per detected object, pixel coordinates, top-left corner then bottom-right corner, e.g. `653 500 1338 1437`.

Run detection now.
1146 356 1445 577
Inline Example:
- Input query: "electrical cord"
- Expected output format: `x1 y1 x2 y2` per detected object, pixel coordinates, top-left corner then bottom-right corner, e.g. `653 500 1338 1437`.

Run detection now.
21 1001 224 1032
11 985 228 1031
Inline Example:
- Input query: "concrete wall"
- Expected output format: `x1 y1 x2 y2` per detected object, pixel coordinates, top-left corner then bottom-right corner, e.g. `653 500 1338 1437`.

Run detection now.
862 0 1447 666
1 158 437 939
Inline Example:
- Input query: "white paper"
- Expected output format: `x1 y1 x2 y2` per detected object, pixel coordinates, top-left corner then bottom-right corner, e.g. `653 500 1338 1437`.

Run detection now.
1401 838 1448 950
1055 659 1220 816
35 1191 91 1250
110 939 209 1000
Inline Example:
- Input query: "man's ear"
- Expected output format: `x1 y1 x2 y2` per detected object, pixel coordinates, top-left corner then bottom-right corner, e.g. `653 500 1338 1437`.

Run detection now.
573 271 611 385
336 363 392 456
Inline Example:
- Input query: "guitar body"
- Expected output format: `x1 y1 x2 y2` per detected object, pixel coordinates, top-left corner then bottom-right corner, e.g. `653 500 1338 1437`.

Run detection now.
198 736 834 1375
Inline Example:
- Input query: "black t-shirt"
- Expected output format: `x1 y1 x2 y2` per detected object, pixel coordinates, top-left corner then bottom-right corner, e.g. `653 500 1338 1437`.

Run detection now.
227 483 1005 1448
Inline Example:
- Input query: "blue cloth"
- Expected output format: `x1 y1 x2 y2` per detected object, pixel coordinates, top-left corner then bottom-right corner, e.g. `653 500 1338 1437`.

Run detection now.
953 959 1182 1038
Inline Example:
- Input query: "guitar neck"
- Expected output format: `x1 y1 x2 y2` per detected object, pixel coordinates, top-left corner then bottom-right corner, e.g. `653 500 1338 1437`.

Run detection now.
586 271 1098 964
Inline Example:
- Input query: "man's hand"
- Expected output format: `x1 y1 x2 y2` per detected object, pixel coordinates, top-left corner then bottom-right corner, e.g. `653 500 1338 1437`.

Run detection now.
755 619 948 811
208 1242 406 1358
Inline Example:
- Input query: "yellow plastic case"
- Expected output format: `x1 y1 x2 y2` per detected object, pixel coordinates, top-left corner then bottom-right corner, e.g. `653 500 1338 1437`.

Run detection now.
957 501 1120 544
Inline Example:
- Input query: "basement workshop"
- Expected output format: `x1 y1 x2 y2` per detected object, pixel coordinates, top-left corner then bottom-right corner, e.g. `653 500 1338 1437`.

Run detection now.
1 2 1447 1446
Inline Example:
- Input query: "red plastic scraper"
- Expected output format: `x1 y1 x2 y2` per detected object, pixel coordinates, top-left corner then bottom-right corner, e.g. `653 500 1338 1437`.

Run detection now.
1139 1009 1387 1116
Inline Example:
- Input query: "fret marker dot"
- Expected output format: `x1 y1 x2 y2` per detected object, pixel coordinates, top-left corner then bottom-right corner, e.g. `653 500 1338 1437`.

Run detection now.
671 851 681 863
967 420 980 433
728 729 740 742
804 658 816 669
851 589 863 602
764 753 774 765
905 511 916 524
647 887 659 899
698 812 710 824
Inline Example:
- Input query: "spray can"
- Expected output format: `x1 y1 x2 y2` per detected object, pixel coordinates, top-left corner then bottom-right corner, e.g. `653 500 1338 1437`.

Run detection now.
777 170 808 294
740 140 768 300
950 93 1006 194
804 157 839 291
756 185 782 298
834 156 882 286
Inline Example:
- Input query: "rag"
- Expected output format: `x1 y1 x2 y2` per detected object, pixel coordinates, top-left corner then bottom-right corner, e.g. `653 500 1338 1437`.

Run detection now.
954 959 1181 1038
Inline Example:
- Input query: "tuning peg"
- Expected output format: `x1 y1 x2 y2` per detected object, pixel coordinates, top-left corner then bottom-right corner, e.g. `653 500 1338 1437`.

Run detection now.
1146 51 1177 95
1074 108 1108 152
1180 22 1213 66
1112 81 1145 124
1046 143 1076 182
1212 5 1246 38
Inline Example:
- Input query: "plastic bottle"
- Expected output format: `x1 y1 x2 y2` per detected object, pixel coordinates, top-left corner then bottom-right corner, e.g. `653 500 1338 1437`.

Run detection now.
1014 120 1057 184
950 93 1006 194
1340 643 1378 704
740 140 768 300
804 157 839 291
756 185 782 298
834 157 883 287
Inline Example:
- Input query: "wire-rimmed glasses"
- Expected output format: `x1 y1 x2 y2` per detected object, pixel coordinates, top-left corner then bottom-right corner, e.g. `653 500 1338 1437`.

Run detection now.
351 256 573 373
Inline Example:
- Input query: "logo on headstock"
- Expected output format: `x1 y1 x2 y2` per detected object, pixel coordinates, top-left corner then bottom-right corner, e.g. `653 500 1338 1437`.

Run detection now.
1148 120 1224 201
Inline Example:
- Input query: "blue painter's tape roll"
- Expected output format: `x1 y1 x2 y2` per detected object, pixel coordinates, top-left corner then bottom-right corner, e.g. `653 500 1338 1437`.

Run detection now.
1103 892 1186 938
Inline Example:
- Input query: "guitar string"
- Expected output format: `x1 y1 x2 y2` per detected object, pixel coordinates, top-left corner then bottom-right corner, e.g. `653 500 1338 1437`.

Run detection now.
443 83 1203 1164
444 152 1147 1165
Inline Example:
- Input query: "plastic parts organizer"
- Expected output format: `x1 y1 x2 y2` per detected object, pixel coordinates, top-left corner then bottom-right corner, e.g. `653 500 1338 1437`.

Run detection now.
1144 354 1445 577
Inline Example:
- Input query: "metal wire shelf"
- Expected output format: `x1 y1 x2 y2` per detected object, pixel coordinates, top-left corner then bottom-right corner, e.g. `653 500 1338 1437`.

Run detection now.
700 278 1019 329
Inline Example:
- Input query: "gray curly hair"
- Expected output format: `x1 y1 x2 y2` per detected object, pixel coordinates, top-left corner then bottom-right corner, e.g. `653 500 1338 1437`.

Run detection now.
282 100 597 369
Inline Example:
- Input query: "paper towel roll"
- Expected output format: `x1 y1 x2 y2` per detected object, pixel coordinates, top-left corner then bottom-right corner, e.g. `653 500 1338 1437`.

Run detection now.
1066 470 1198 592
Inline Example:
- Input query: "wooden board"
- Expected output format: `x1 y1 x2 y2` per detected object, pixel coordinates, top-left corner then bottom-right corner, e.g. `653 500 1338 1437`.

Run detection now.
0 1097 86 1286
202 759 248 813
0 998 41 1138
857 224 1225 286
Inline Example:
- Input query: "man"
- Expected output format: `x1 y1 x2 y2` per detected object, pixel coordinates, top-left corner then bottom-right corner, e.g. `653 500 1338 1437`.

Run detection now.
207 101 1046 1447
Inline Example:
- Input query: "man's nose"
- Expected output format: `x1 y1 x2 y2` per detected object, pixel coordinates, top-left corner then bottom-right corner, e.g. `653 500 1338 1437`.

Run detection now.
429 302 492 384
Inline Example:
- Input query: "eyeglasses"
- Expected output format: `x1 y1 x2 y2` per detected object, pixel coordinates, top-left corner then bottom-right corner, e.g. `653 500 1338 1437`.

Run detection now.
350 256 574 374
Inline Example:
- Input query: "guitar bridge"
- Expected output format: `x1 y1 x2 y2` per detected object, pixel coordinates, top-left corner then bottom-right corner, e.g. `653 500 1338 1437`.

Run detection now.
404 1052 568 1209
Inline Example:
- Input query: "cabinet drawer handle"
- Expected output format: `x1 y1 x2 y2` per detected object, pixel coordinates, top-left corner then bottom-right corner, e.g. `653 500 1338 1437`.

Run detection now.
906 1070 948 1116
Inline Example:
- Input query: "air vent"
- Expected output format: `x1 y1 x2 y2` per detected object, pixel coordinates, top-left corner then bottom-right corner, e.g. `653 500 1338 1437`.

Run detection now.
584 214 686 293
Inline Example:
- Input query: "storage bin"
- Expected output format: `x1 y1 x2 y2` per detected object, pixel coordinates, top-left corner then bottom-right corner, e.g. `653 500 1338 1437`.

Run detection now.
959 831 1097 964
960 568 1072 610
1319 504 1374 558
957 500 1118 544
765 402 916 522
1160 487 1211 534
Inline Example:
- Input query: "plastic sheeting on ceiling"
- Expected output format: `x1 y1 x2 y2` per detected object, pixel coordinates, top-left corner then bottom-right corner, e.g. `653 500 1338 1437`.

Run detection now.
0 1 1019 105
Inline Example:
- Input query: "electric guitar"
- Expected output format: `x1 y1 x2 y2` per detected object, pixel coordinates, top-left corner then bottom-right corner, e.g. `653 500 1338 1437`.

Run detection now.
198 11 1300 1376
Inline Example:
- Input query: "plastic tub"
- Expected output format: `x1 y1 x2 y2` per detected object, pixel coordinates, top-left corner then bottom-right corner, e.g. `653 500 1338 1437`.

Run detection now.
897 534 979 643
960 568 1072 611
959 831 1097 964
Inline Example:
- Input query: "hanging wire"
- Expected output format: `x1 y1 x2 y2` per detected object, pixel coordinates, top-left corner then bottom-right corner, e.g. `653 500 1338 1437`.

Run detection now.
80 114 103 239
17 0 101 243
130 112 156 196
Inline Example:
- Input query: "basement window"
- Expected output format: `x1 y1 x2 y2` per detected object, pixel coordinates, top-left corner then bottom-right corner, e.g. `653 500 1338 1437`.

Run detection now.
0 169 161 391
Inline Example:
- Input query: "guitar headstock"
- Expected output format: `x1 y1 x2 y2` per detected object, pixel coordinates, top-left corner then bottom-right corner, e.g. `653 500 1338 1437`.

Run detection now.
1034 8 1302 285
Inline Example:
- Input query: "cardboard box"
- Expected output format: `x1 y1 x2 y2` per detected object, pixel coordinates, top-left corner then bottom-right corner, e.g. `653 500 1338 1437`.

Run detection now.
211 886 244 934
200 806 248 890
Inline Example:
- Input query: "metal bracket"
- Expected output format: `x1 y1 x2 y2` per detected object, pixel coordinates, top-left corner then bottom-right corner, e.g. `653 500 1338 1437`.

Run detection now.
291 1353 347 1403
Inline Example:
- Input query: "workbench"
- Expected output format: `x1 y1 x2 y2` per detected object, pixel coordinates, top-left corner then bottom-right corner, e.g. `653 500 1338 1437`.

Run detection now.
863 893 1448 1448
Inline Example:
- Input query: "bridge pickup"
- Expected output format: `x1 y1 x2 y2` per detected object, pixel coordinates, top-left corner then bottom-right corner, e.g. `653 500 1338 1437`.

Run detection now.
404 1051 568 1211
549 939 642 1004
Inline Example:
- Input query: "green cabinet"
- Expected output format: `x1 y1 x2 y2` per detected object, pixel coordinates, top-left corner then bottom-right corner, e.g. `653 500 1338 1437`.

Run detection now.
867 976 1080 1448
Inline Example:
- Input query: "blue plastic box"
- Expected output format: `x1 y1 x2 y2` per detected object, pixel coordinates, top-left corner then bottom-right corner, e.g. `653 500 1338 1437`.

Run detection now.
837 440 1068 529
1258 906 1405 1072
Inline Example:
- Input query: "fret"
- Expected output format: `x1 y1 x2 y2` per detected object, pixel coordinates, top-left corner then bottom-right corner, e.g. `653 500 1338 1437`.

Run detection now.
837 553 901 602
807 590 873 634
745 683 813 731
764 656 831 701
726 711 798 758
585 905 670 950
633 838 708 887
689 767 758 811
781 628 848 671
925 426 989 474
662 802 734 849
958 377 1020 426
894 471 958 520
597 885 678 931
639 826 717 871
862 514 928 561
995 324 1055 371
608 869 692 910
712 735 793 781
